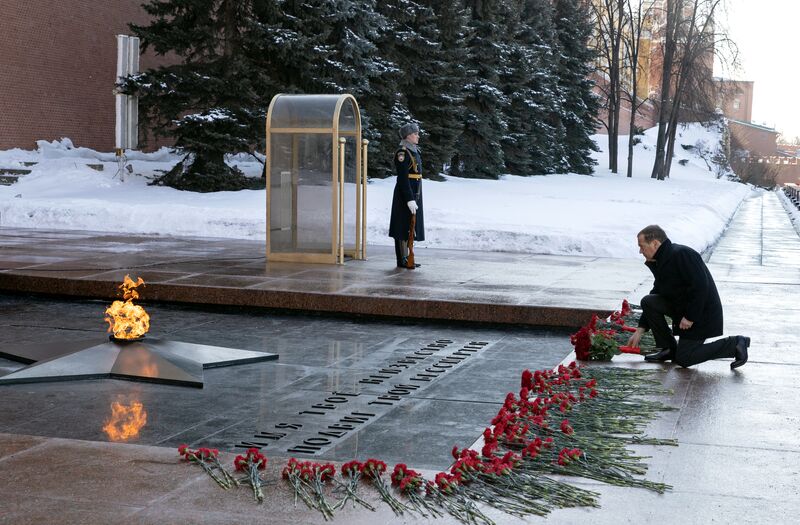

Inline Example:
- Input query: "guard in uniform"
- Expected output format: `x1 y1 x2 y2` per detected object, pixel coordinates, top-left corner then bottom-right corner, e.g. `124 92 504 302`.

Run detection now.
389 122 425 268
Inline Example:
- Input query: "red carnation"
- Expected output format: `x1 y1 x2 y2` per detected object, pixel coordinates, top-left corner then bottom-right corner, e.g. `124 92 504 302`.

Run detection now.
319 463 335 480
570 326 593 360
361 458 387 475
391 463 408 485
341 460 362 477
521 369 533 389
621 299 631 316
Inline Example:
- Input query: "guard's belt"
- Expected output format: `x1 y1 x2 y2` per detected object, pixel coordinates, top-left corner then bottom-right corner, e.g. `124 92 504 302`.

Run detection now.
408 173 422 180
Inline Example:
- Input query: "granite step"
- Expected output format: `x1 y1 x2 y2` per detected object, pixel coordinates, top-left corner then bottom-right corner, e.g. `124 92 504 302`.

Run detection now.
0 168 32 186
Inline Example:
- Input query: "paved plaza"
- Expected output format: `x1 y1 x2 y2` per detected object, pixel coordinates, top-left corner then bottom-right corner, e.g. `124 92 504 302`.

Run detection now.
1 191 799 524
0 230 646 328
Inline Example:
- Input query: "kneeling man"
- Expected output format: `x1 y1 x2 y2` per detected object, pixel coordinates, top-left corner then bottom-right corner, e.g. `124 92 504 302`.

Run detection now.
627 225 750 369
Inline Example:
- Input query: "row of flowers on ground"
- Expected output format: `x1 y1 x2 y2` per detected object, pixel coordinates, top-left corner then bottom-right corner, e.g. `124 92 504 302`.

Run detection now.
179 300 675 523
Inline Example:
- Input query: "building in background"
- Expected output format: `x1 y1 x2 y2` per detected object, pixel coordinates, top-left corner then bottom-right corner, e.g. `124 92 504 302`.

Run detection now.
715 79 754 122
716 79 779 157
592 0 717 136
728 119 778 155
0 1 164 151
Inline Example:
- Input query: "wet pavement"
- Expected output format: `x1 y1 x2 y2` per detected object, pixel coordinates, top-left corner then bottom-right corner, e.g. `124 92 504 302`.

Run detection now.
0 228 648 327
1 190 800 523
0 294 572 471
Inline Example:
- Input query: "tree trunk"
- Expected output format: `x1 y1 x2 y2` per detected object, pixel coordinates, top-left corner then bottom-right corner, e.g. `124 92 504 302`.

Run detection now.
607 0 625 173
664 1 701 179
626 61 638 178
651 0 679 180
664 73 688 179
222 1 237 59
609 63 619 172
625 0 650 178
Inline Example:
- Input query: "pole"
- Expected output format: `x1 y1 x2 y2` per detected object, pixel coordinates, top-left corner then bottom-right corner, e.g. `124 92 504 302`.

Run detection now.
338 137 346 264
361 139 369 259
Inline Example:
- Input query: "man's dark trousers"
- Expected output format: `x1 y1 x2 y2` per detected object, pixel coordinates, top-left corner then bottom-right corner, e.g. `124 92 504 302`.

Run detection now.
640 294 737 367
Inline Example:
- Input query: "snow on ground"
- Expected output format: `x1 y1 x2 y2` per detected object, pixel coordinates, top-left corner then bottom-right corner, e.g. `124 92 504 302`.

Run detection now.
0 124 753 259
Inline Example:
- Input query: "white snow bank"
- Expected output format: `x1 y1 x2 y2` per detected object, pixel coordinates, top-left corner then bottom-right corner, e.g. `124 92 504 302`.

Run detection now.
0 123 753 259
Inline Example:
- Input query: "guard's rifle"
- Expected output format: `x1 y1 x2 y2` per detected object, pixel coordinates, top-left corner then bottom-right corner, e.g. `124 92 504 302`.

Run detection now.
406 213 416 269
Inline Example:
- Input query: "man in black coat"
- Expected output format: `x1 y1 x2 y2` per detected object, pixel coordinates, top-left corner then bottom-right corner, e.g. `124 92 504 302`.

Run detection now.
627 225 751 368
389 122 425 269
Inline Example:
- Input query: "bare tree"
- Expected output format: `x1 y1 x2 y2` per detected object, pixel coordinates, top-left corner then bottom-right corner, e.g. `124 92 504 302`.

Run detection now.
591 0 627 173
729 156 780 188
663 0 720 179
650 0 681 179
620 0 655 178
651 0 733 180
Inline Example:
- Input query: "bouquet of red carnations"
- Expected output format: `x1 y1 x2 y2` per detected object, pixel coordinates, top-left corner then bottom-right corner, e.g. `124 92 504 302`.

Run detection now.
570 301 642 361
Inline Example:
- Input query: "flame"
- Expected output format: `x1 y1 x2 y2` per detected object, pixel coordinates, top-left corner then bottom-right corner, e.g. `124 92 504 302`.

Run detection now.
102 401 147 441
105 275 150 339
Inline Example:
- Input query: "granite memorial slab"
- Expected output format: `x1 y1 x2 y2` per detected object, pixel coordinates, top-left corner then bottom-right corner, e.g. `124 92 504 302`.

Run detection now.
232 339 493 456
0 338 278 388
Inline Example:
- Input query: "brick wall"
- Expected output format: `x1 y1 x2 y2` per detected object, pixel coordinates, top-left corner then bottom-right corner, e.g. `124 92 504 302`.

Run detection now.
0 1 167 151
716 80 754 123
747 158 800 186
594 96 658 135
775 166 800 186
729 120 778 157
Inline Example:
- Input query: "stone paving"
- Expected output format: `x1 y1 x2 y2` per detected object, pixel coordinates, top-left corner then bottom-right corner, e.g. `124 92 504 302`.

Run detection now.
0 228 647 327
0 294 571 470
1 190 800 523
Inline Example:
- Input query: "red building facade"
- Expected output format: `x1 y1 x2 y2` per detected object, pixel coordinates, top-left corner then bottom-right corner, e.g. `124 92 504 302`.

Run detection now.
0 1 163 151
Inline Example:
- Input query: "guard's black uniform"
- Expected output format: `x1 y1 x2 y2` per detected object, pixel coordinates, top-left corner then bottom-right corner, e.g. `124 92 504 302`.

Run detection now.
389 146 424 266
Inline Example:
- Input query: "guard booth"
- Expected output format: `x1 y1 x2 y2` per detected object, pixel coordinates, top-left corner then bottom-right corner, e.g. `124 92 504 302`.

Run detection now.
266 94 368 264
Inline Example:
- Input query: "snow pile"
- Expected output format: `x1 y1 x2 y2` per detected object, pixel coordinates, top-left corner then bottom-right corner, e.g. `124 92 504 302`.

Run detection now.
0 123 753 259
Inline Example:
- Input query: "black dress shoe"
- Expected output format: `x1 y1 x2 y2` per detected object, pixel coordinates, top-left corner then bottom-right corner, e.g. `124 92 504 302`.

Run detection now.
397 259 421 268
731 336 750 369
644 348 675 362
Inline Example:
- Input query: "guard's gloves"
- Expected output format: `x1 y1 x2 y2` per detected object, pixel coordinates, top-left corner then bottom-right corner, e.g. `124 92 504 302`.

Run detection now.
407 200 418 214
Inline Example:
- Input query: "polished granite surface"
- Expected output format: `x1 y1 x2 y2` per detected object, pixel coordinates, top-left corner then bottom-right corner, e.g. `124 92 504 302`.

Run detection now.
0 294 571 470
0 337 278 387
0 228 651 326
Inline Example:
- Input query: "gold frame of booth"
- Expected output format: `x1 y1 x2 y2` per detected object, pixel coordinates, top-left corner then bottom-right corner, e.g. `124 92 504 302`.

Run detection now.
265 94 368 264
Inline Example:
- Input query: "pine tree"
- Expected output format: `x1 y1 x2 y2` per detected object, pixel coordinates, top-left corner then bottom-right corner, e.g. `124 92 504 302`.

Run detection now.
367 1 420 179
500 0 566 175
410 0 470 178
495 0 530 175
277 0 389 96
552 0 600 174
124 0 284 191
451 0 510 179
278 0 395 177
372 1 469 179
